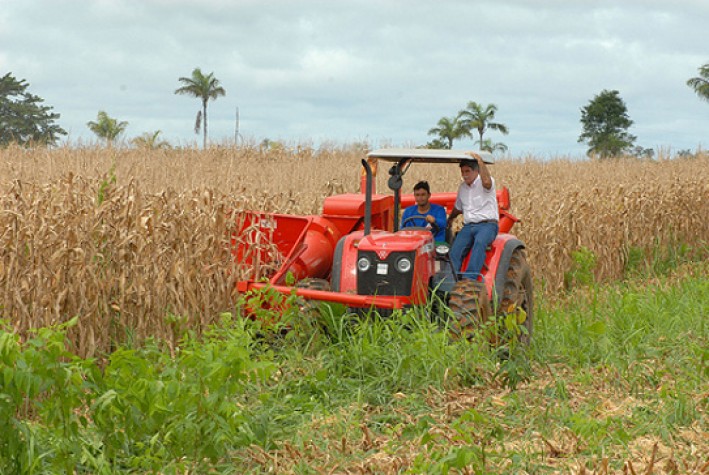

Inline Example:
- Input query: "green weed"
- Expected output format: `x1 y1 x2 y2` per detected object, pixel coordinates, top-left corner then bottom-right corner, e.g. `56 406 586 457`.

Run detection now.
564 246 598 290
2 261 707 473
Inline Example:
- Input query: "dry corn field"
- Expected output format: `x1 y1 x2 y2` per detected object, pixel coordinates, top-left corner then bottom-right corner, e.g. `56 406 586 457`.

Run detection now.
1 144 707 356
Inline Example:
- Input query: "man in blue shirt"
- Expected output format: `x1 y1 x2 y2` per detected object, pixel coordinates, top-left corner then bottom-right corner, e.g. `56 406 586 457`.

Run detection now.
400 181 447 242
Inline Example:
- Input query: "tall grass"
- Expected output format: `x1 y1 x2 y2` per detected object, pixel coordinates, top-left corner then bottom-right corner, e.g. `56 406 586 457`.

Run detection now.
232 263 709 473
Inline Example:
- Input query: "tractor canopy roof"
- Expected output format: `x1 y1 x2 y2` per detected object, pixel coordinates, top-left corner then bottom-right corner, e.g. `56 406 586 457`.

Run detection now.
367 148 494 165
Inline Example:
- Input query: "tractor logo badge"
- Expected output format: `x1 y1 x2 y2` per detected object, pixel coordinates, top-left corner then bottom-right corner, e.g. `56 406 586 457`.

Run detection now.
376 250 389 260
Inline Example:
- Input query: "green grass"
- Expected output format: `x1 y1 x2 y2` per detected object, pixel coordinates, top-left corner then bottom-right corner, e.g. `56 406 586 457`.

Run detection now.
1 261 707 473
236 262 708 473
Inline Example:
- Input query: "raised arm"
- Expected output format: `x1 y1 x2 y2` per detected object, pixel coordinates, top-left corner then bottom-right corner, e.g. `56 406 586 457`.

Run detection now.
474 156 493 190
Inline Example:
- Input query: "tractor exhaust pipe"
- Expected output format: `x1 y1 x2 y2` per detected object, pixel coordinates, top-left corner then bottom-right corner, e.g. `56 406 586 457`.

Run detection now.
361 159 372 236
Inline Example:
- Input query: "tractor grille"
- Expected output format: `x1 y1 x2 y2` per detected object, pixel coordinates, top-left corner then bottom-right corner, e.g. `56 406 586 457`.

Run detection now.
357 250 415 296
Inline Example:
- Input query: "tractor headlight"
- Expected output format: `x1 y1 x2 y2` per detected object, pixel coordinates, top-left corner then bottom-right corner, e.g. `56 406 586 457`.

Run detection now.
395 256 412 273
435 243 450 256
357 256 372 272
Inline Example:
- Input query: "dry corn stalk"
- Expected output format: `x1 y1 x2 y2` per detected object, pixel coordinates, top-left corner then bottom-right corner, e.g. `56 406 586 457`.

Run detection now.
1 146 707 355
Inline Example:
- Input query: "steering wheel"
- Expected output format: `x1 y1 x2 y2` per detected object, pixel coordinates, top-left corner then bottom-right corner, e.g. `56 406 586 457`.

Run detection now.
402 215 440 234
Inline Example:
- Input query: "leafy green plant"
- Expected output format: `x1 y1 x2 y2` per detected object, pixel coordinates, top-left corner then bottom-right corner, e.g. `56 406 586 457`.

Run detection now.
91 314 275 471
0 313 279 473
97 162 117 205
0 317 97 474
564 246 597 290
624 241 697 278
623 245 646 277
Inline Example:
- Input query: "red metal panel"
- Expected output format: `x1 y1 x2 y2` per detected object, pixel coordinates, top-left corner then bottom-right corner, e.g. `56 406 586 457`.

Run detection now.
321 193 394 235
356 230 430 258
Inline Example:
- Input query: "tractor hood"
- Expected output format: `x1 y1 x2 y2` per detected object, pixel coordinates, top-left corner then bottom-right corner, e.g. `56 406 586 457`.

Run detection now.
356 230 434 260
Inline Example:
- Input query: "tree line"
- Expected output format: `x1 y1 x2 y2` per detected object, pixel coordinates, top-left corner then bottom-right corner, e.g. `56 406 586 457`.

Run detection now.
427 63 708 158
1 63 708 156
0 68 225 150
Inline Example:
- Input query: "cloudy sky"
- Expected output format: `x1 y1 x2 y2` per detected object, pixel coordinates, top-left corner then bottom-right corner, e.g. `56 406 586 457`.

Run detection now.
1 0 707 157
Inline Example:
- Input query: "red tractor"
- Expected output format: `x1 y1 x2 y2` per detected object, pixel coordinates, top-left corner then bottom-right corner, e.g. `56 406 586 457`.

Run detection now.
235 148 532 340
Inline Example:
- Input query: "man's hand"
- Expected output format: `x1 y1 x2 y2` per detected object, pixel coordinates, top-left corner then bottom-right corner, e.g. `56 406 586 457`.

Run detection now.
425 215 435 224
471 153 493 190
447 208 462 226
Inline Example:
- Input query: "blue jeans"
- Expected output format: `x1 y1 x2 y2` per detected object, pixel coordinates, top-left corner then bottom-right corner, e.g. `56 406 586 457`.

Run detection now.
450 222 499 280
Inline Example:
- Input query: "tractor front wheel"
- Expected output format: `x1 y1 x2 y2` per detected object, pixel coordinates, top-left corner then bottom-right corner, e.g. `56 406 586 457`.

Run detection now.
295 278 331 292
294 278 331 315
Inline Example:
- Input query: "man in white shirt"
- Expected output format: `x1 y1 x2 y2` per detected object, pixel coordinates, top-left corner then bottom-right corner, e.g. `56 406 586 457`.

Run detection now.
446 156 499 280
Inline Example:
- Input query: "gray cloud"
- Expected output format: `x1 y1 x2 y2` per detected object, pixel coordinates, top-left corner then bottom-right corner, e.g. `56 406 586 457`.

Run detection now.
1 0 707 155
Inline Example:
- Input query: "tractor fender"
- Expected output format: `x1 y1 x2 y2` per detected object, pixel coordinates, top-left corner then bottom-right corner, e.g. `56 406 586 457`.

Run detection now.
493 237 526 305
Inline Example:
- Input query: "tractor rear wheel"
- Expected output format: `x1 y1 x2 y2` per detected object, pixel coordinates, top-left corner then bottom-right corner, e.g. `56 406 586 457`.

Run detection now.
498 248 533 345
447 279 491 339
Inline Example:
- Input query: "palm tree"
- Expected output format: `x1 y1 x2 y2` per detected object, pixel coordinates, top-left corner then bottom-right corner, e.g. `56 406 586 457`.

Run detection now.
87 111 128 147
457 101 509 148
687 63 709 103
425 138 449 149
477 138 508 153
427 116 465 149
174 68 226 149
131 130 171 150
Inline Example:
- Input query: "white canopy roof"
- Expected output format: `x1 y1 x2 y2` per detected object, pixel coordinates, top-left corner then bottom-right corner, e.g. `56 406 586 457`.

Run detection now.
367 148 495 164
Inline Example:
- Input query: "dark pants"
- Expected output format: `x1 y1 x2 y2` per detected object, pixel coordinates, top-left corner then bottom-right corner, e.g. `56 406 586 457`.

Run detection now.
450 221 498 280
